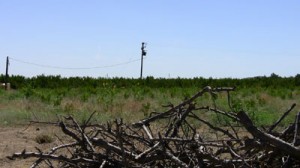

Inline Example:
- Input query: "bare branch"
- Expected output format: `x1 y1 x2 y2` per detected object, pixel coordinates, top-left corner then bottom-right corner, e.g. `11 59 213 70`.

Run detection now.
268 103 296 133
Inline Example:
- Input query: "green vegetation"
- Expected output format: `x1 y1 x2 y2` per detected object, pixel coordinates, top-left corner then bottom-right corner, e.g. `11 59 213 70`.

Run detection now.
0 73 300 127
2 73 300 90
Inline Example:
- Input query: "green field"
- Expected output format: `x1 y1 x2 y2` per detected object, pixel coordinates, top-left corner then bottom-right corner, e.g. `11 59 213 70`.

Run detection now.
1 74 300 127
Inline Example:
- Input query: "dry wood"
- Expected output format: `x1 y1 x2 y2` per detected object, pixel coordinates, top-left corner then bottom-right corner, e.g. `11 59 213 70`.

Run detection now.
8 86 300 167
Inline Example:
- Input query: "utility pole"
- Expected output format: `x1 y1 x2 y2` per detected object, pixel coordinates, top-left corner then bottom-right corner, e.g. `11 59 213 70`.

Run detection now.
140 42 147 79
5 56 9 90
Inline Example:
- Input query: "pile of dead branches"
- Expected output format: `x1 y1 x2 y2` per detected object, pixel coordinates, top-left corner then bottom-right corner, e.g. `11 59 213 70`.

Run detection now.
9 86 300 167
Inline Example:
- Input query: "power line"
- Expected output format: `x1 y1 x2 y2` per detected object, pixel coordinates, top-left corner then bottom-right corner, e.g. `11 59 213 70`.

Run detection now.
9 57 141 70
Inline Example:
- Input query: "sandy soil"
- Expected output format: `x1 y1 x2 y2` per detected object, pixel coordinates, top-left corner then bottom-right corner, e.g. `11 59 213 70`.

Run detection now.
0 125 63 168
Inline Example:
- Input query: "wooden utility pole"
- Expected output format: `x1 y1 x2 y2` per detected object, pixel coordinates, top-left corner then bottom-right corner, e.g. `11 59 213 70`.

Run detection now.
5 56 9 90
140 42 147 79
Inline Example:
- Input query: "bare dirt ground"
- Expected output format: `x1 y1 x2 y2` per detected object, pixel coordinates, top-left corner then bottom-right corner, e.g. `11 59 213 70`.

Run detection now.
0 125 63 168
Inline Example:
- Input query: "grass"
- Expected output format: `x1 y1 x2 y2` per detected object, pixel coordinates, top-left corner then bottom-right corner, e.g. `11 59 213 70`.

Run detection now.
0 86 299 127
35 134 54 144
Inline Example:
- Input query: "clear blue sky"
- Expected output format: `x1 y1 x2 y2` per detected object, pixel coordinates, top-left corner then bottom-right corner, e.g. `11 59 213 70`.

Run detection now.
0 0 299 78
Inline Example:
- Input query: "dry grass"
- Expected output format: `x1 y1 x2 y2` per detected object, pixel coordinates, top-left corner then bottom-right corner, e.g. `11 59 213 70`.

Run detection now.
35 134 54 144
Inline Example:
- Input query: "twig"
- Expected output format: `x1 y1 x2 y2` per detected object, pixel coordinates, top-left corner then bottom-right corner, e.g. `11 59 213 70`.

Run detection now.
293 112 300 146
69 116 96 152
10 152 99 166
189 112 236 140
268 103 296 133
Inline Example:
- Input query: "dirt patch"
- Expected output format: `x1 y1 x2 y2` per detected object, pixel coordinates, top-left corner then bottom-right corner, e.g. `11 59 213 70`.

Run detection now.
0 125 62 168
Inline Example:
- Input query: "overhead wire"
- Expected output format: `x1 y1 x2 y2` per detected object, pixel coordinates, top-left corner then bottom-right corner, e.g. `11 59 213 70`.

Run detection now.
8 57 142 70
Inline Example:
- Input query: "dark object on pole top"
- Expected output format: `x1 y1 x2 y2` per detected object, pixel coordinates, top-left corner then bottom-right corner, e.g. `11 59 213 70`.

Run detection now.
142 50 147 56
142 42 147 56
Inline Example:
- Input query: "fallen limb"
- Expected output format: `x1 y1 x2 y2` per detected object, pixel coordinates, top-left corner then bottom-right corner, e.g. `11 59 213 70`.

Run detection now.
237 111 300 160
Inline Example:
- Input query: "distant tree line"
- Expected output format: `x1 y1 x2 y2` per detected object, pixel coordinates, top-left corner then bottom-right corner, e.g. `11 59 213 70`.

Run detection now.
1 73 300 89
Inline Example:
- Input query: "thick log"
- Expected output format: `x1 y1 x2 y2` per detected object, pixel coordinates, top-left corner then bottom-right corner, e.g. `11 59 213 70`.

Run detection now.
237 111 300 160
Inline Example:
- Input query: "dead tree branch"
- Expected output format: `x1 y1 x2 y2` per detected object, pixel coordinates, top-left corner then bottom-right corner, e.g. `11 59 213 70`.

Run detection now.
9 86 300 167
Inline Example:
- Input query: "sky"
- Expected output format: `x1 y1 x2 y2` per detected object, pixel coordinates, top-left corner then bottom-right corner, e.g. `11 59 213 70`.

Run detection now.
0 0 299 78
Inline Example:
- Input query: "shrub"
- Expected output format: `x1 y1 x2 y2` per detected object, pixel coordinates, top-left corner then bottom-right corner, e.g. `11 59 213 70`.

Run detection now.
35 134 54 144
